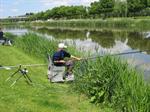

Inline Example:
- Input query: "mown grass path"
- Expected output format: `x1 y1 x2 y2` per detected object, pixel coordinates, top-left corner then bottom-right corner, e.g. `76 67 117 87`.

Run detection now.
0 46 102 112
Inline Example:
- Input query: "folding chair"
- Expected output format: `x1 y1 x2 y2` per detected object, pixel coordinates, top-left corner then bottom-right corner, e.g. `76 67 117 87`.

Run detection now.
47 54 74 82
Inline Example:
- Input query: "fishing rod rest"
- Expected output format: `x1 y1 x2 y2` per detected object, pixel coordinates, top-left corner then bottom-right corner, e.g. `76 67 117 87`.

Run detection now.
6 65 32 87
20 68 28 75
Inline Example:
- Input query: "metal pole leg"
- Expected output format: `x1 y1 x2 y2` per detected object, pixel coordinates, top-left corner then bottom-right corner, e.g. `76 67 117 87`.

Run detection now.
23 74 32 85
10 75 23 87
5 69 20 82
6 65 21 82
24 74 32 83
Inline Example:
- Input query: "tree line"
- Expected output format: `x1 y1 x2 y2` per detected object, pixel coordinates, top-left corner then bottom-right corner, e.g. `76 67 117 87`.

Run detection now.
8 0 150 21
29 0 150 20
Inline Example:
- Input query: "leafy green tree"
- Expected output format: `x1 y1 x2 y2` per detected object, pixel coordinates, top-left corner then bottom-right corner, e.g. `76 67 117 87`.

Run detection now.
74 6 87 18
127 0 148 13
44 6 86 19
100 0 115 13
113 0 127 17
43 10 52 19
89 1 101 15
148 0 150 7
89 0 115 18
27 0 150 20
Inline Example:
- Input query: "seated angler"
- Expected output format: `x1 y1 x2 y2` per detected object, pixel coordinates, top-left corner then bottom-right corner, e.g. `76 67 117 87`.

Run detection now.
52 43 81 79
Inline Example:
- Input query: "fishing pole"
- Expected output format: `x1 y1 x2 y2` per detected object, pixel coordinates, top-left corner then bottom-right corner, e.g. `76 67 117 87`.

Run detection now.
4 31 28 33
80 50 150 61
0 64 47 70
0 50 150 70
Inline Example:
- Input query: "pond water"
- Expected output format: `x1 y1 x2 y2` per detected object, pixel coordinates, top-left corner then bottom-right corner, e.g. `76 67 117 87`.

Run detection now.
3 25 150 81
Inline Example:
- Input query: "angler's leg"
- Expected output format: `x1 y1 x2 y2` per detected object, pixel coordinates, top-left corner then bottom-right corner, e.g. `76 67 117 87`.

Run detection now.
63 60 74 80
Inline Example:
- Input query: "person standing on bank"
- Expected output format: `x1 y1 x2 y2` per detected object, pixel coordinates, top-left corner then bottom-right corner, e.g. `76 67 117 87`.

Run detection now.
52 43 81 79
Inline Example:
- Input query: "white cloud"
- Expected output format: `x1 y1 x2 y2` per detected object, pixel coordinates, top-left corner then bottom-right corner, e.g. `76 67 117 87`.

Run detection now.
12 8 19 12
13 2 20 5
13 0 23 5
40 0 99 8
0 8 4 12
41 0 69 8
0 0 99 18
71 0 99 6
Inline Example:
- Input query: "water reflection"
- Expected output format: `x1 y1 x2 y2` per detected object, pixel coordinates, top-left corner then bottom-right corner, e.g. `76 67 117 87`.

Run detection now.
144 32 150 38
127 32 150 51
4 25 28 35
3 26 150 54
33 27 150 53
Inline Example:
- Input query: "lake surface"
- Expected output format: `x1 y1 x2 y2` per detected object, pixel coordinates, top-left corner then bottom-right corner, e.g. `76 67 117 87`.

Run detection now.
3 25 150 81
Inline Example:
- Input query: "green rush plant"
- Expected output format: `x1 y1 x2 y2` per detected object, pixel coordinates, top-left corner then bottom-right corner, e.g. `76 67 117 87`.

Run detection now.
30 18 150 31
14 33 57 62
73 56 150 112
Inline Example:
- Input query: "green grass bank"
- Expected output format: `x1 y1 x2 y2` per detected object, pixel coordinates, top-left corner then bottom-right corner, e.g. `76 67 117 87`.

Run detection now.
0 45 104 111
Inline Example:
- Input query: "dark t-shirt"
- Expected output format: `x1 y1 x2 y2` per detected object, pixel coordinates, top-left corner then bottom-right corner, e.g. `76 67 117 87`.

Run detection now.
52 50 71 66
0 31 3 39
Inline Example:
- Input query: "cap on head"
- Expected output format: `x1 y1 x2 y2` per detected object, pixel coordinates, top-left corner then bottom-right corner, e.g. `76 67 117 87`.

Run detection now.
58 43 67 49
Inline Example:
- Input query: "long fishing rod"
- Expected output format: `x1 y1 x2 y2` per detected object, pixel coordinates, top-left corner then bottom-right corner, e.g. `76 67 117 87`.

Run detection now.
4 31 28 33
80 50 150 61
0 64 47 70
0 50 149 70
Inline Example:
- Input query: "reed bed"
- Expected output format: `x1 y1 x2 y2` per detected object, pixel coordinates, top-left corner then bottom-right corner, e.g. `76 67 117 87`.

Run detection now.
73 56 150 112
14 33 80 62
31 18 150 31
14 33 57 62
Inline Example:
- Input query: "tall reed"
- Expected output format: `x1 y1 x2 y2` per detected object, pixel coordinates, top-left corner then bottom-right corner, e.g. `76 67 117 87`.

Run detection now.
31 18 150 31
73 56 150 111
14 33 57 62
14 33 81 62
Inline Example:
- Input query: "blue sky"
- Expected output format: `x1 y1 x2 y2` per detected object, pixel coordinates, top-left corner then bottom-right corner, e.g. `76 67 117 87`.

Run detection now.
0 0 98 18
